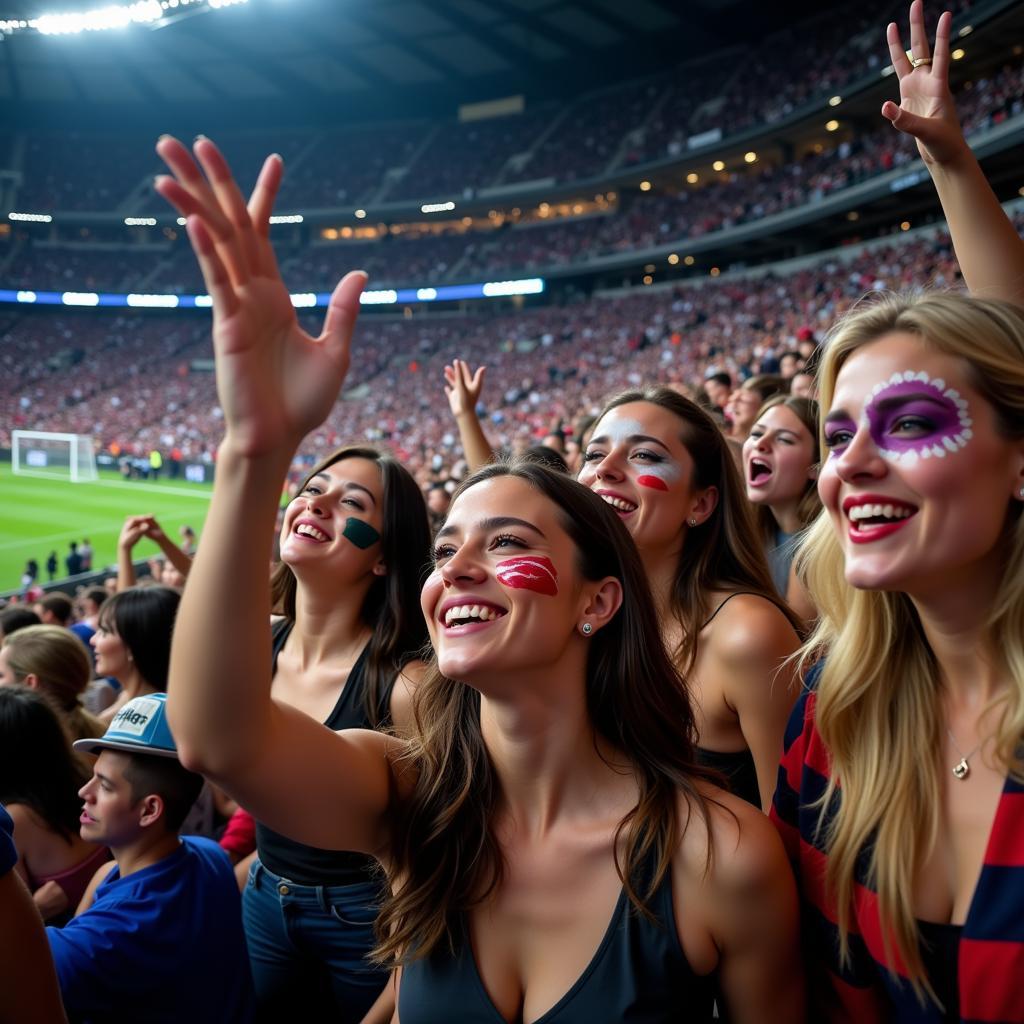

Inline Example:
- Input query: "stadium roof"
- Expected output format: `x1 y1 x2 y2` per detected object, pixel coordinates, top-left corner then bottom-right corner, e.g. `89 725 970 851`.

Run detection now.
0 0 822 127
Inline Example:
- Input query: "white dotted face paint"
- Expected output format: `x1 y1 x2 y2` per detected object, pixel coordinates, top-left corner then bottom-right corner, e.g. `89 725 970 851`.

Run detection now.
583 414 683 487
826 371 973 466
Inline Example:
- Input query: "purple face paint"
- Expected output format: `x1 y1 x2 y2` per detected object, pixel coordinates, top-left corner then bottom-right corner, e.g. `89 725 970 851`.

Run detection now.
862 372 972 466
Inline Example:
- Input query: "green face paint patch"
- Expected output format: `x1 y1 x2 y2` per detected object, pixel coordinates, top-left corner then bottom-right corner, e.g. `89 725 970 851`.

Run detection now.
342 517 380 549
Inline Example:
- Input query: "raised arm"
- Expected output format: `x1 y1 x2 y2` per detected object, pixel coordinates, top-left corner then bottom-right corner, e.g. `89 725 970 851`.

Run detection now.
116 514 151 589
156 136 395 856
141 516 193 580
444 359 494 472
883 1 1024 306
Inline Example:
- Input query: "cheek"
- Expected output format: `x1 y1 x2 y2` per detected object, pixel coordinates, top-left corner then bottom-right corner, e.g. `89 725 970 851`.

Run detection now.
577 464 596 487
495 557 559 597
816 460 842 514
420 569 443 620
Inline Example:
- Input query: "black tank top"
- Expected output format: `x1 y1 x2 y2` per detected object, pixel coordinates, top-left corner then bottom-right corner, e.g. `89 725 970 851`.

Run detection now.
398 852 717 1023
695 746 761 808
255 619 392 886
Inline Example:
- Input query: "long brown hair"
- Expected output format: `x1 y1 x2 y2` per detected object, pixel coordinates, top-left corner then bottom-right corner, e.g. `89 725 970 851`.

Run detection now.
750 394 822 545
270 445 431 727
593 387 796 669
374 460 719 964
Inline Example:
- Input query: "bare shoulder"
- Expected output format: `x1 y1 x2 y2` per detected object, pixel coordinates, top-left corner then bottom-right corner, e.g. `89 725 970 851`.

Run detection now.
5 804 46 848
706 593 799 663
674 781 788 892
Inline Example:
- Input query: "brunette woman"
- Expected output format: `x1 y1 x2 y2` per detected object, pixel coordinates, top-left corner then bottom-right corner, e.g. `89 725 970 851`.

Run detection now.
578 387 802 810
743 395 821 624
0 687 110 924
156 133 803 1024
92 585 181 726
239 443 431 1022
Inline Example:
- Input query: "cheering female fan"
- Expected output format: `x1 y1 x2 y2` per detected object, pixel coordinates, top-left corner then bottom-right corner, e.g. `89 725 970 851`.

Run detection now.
772 5 1024 1019
156 134 803 1023
743 396 821 625
578 388 802 810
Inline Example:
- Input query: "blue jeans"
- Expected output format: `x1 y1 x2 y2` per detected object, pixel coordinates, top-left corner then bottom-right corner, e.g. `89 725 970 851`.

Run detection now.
243 859 389 1023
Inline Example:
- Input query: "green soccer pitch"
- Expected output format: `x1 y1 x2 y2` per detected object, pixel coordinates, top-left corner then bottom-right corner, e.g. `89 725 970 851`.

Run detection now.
0 466 213 593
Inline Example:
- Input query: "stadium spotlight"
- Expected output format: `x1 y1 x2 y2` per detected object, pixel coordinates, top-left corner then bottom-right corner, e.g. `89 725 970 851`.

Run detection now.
686 172 698 184
709 267 720 277
9 212 53 223
354 209 367 219
667 254 680 265
269 214 303 224
176 217 186 226
712 160 725 172
683 255 695 266
421 201 456 214
0 0 249 36
124 216 157 226
828 95 842 107
951 48 965 60
642 275 653 286
825 120 840 132
900 221 911 231
958 24 972 36
743 152 757 163
639 180 652 191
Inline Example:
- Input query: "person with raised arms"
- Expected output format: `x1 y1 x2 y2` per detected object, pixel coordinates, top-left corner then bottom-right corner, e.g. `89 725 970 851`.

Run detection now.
156 134 803 1023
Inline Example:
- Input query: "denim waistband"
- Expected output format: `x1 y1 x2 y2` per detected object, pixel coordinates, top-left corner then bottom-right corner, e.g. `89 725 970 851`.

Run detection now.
250 859 384 908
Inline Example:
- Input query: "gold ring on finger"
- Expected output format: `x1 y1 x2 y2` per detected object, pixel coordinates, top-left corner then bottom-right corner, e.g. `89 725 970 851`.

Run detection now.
910 56 933 68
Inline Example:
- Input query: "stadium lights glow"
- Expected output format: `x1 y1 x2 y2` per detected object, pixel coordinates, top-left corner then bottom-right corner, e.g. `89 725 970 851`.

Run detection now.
828 95 842 107
354 209 367 219
269 214 303 225
9 212 53 223
951 48 965 60
639 181 652 192
421 202 456 214
0 276 546 309
0 0 247 37
667 254 679 265
958 24 973 36
712 160 725 172
825 120 840 132
686 172 699 184
744 152 758 164
124 217 157 226
176 217 187 226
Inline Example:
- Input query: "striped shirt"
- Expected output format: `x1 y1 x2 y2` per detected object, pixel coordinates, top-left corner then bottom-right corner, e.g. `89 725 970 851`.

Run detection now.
771 687 1024 1023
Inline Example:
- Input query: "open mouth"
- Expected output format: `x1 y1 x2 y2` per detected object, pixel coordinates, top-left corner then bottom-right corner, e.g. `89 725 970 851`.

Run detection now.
748 458 773 485
442 602 508 629
598 492 638 514
294 522 330 542
847 501 917 529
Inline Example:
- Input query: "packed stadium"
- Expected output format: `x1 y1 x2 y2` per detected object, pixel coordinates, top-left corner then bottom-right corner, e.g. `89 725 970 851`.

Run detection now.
2 0 1024 1021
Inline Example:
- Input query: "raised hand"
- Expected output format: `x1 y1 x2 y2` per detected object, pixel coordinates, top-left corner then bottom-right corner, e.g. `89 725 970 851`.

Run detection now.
118 514 153 552
154 136 366 459
882 2 967 166
443 359 486 419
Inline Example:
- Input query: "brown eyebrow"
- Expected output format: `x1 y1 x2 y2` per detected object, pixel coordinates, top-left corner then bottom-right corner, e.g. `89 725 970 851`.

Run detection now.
310 473 377 506
435 515 547 543
586 433 671 452
869 392 955 414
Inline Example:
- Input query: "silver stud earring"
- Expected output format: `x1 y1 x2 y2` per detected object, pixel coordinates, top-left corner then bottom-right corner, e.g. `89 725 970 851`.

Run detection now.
581 622 593 636
688 518 698 527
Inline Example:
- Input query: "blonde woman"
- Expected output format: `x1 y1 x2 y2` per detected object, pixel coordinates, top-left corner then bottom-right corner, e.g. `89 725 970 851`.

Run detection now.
773 293 1024 1020
0 625 104 742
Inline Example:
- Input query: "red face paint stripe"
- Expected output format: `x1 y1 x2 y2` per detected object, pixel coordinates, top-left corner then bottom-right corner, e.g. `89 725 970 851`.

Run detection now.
495 556 558 596
636 474 669 491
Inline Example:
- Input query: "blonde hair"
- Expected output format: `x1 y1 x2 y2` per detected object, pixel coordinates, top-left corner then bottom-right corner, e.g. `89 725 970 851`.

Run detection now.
798 292 1024 1000
3 624 90 710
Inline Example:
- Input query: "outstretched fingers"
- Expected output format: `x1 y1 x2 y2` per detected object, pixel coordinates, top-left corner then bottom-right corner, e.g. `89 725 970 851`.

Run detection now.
887 20 913 79
185 215 240 320
908 0 930 62
155 135 251 289
931 10 952 81
247 153 285 279
319 270 368 372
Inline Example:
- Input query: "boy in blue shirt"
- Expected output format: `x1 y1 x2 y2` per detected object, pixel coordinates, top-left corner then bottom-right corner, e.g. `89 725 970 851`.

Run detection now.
48 693 253 1023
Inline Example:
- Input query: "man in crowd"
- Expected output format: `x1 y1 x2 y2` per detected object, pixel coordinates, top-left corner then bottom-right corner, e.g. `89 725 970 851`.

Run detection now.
35 593 74 629
65 543 83 578
48 693 253 1023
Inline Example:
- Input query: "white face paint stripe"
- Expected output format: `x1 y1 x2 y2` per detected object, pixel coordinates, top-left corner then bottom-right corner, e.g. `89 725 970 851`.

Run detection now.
590 415 682 482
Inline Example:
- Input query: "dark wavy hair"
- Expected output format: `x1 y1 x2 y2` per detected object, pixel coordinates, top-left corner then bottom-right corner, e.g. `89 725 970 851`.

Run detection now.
592 387 799 668
270 445 432 727
0 686 88 842
99 585 181 691
374 459 720 964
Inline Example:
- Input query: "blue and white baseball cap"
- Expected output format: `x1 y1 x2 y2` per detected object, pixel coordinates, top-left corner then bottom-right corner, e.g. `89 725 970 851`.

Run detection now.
74 693 179 760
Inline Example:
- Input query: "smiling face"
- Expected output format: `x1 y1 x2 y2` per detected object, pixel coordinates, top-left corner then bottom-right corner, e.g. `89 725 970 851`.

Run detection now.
422 476 594 686
278 457 385 582
577 401 710 556
819 331 1024 593
744 404 817 507
725 388 764 436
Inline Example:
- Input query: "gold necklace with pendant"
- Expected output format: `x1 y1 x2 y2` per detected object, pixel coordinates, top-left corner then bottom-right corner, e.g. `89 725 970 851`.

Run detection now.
946 729 982 780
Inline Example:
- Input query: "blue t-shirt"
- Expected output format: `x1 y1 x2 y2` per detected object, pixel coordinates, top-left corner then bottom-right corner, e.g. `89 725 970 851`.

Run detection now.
47 835 253 1023
0 804 16 876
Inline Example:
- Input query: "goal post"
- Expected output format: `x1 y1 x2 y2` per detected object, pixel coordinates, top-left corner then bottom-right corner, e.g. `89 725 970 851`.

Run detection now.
11 430 99 483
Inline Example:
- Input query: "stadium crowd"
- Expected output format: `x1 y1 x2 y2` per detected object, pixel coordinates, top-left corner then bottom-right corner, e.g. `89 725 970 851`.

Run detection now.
4 4 1024 1024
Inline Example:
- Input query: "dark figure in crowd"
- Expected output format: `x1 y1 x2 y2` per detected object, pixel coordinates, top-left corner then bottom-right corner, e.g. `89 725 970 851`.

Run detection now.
46 552 58 582
0 606 41 643
64 544 82 578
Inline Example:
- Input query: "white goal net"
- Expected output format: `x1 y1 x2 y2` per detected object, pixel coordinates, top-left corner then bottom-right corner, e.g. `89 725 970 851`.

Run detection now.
11 430 99 483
